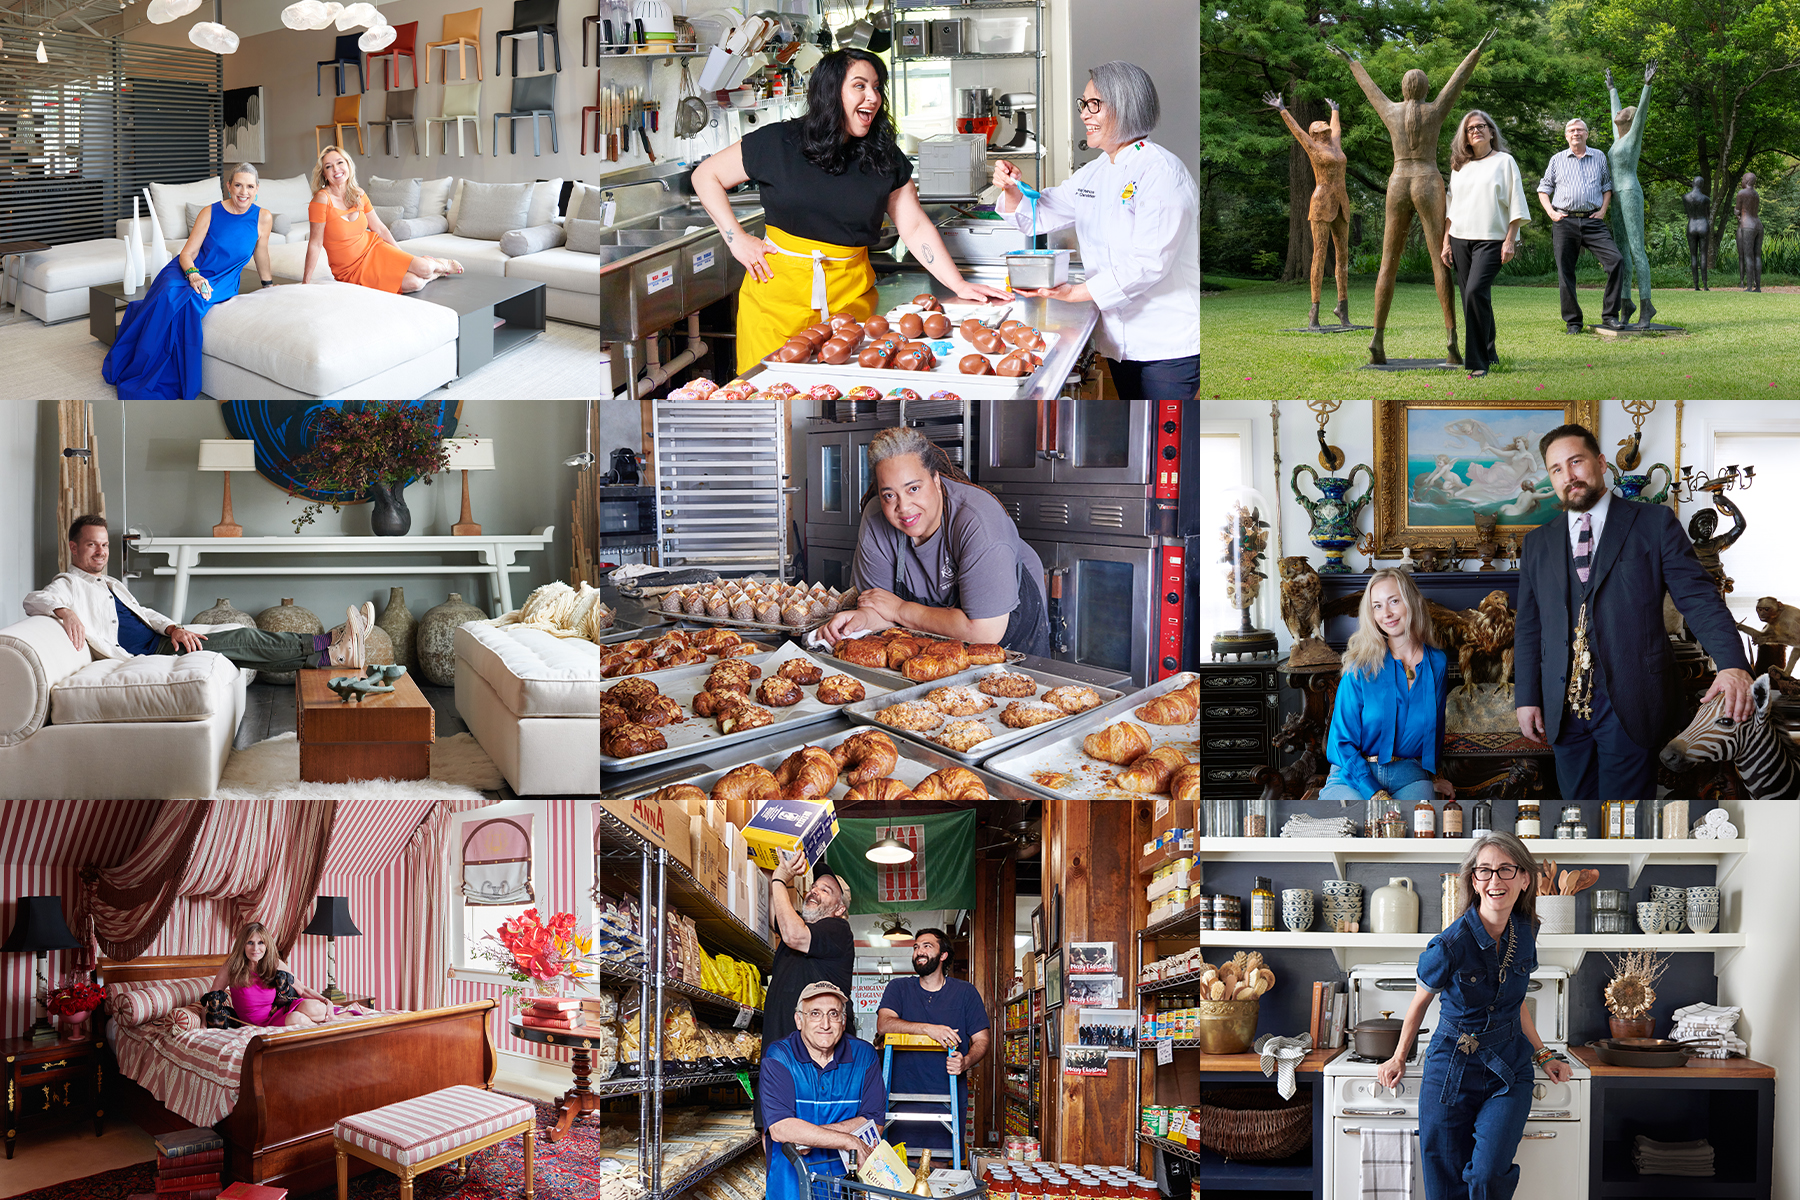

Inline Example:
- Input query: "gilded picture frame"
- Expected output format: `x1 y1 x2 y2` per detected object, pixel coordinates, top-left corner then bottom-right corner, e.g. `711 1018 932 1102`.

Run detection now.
1371 399 1600 557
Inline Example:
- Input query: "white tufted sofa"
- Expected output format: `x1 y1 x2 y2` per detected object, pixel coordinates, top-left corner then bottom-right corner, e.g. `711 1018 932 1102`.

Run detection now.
0 615 251 800
452 622 600 796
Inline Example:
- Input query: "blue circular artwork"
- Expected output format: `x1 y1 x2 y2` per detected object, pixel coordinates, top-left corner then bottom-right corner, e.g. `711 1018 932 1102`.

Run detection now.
218 401 464 503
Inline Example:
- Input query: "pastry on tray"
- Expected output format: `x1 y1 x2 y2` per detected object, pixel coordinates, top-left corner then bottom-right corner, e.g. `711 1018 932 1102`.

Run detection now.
1118 746 1193 794
1135 688 1198 725
902 644 971 682
977 671 1039 698
932 720 995 753
605 678 661 707
756 677 804 707
815 674 866 705
778 657 826 685
876 700 946 731
1042 685 1102 714
999 700 1064 729
718 704 774 735
1082 721 1153 765
834 637 888 668
844 777 915 808
912 766 989 805
966 642 1007 665
926 686 994 717
599 702 630 732
693 689 748 717
629 695 687 728
831 730 898 785
774 746 838 800
603 721 667 758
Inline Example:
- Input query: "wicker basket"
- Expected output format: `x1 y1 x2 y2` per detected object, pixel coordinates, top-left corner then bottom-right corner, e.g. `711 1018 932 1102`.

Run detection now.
1195 1087 1313 1161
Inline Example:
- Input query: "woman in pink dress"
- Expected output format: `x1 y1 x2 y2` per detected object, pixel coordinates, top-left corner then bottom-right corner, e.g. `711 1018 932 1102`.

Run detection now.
201 922 334 1029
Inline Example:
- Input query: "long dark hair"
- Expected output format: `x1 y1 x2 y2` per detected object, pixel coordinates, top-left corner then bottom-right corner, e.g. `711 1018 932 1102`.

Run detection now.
801 49 906 177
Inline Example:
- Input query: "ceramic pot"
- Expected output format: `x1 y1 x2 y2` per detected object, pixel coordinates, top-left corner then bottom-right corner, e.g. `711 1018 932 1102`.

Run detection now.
255 598 323 685
418 592 487 685
375 587 418 669
1290 463 1374 575
190 596 253 627
1604 461 1673 506
1350 1010 1403 1060
1368 877 1419 934
1536 895 1577 935
368 480 411 536
1609 1016 1654 1040
1281 889 1313 933
1196 998 1258 1054
61 1010 91 1040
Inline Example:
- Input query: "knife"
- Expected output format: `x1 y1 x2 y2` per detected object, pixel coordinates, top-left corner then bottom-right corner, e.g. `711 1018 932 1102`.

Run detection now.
602 18 614 52
635 17 646 45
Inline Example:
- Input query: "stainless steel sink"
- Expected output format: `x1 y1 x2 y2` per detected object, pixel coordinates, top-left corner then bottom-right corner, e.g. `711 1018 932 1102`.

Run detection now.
599 200 768 341
614 229 689 246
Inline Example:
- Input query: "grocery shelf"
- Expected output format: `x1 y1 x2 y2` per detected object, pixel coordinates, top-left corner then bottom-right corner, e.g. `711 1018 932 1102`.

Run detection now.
653 1136 760 1200
1198 836 1749 888
1136 1133 1203 1166
1195 929 1747 972
1139 968 1208 995
664 975 763 1020
1141 905 1203 940
597 806 774 969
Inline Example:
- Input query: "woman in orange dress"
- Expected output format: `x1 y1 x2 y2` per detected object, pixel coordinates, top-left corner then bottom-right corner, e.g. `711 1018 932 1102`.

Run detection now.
302 146 462 293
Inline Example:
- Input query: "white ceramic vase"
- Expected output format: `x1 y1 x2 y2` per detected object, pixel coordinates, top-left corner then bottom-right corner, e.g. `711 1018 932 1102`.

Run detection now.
1368 876 1419 934
1536 895 1577 935
123 206 143 297
141 187 171 278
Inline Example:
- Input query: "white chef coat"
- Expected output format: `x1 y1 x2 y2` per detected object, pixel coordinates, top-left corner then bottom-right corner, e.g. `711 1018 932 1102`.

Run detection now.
1001 138 1199 363
22 567 240 661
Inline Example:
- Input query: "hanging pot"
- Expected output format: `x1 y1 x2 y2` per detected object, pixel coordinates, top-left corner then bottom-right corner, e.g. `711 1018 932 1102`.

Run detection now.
866 1 891 53
368 481 411 536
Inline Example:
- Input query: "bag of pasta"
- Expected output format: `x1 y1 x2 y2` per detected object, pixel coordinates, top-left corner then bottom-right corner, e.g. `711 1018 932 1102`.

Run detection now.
731 1028 761 1066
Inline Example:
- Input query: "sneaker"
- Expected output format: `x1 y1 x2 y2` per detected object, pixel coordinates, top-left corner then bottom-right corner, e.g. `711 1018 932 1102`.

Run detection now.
329 605 368 668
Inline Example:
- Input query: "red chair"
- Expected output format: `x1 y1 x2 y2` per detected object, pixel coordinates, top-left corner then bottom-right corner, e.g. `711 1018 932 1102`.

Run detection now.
581 73 601 156
366 20 419 90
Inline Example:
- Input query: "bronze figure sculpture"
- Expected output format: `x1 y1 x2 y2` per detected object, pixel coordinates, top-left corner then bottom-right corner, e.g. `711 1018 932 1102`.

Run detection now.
1331 29 1495 365
1682 177 1710 291
1689 494 1747 596
1265 92 1352 329
1736 172 1763 292
1606 64 1656 326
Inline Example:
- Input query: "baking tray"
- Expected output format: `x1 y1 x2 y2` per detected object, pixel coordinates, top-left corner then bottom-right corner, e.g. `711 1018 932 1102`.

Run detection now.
642 607 840 638
755 329 1063 398
599 642 894 773
980 672 1200 804
839 662 1125 765
594 623 780 651
801 627 1028 683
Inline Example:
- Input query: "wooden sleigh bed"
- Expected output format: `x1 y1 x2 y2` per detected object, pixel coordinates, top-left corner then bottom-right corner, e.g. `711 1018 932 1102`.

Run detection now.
99 955 499 1195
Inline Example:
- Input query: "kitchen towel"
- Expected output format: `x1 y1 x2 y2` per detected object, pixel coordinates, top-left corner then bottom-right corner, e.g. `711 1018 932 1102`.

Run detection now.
1360 1126 1414 1200
1280 814 1358 838
1253 1033 1313 1100
1671 1002 1747 1058
1632 1135 1714 1176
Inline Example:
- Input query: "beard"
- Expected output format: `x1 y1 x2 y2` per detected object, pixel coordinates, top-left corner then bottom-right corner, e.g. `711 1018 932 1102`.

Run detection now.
801 902 824 923
1561 479 1602 512
913 956 942 976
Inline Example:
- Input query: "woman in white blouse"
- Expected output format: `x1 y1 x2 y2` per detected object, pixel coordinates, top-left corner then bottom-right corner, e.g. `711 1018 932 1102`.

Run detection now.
1439 110 1531 377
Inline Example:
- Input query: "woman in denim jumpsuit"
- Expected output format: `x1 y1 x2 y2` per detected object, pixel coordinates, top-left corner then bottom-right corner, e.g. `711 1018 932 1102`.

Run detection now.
1376 833 1573 1199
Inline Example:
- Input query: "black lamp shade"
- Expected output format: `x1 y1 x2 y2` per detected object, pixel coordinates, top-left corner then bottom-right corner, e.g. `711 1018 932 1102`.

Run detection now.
2 897 81 952
301 897 362 939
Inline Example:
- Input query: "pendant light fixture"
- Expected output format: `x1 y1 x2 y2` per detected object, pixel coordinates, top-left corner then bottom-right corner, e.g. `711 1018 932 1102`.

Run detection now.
37 38 49 61
866 834 914 864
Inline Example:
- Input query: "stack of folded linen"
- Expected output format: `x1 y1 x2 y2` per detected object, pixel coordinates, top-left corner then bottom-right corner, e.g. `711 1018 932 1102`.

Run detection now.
1633 1135 1714 1176
1671 1001 1748 1058
1280 813 1358 838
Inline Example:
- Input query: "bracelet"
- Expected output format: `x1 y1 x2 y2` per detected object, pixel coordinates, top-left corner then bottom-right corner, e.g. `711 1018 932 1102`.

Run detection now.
182 266 197 275
260 278 274 287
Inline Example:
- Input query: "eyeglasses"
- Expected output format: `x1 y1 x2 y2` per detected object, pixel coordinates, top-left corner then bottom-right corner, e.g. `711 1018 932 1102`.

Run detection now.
1077 98 1104 115
800 1009 846 1025
1472 865 1522 881
1469 122 1493 132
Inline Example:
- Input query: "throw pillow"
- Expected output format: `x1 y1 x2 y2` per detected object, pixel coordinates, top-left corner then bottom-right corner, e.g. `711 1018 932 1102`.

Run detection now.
148 177 222 240
107 977 210 1026
453 180 533 240
565 218 603 255
372 204 404 228
252 174 316 226
390 215 449 241
499 223 566 256
576 185 605 222
267 212 293 236
567 181 599 221
366 174 422 220
416 175 455 220
184 201 216 232
526 177 564 228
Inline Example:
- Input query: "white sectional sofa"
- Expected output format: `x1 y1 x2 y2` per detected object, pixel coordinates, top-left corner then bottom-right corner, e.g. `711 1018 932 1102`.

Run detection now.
0 615 250 801
452 622 600 796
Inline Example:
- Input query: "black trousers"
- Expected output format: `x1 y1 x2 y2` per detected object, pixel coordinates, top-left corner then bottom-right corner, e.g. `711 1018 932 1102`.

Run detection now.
1107 354 1198 400
1449 237 1504 372
1551 214 1625 327
1552 675 1659 801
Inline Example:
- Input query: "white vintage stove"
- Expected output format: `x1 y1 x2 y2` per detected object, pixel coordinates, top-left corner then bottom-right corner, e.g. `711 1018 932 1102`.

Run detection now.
1320 963 1590 1200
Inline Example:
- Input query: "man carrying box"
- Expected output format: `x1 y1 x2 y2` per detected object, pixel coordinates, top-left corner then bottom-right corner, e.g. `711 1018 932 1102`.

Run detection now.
763 981 885 1200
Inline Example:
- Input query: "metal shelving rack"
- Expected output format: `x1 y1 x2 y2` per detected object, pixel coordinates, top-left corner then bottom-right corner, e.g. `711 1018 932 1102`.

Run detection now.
599 808 776 1200
652 396 790 577
1134 892 1202 1180
1000 989 1042 1139
886 0 1049 192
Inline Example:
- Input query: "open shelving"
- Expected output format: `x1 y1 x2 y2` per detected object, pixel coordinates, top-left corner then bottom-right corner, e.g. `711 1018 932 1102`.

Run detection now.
1197 836 1750 888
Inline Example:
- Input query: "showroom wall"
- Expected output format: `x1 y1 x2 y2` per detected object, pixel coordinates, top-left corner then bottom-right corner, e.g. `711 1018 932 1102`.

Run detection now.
127 0 598 190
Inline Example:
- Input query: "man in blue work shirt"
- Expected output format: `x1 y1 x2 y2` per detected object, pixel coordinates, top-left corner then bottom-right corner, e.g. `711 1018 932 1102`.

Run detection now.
875 928 990 1160
763 980 886 1200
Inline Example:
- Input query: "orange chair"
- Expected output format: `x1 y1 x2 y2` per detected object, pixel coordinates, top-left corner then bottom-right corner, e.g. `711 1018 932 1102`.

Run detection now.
365 20 418 90
315 94 365 157
425 8 483 83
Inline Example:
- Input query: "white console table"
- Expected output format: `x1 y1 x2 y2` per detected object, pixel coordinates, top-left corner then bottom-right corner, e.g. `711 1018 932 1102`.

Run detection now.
131 528 556 621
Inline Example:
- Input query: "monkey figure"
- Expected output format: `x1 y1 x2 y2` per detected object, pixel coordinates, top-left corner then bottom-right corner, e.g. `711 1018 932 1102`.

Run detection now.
1736 596 1800 674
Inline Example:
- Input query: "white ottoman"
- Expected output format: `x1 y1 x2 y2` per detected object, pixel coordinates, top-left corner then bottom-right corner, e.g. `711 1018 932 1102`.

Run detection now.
505 248 599 328
199 281 460 399
13 239 127 324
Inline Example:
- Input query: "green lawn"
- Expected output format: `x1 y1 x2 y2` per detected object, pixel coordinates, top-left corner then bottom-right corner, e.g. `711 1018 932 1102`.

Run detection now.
1201 280 1800 399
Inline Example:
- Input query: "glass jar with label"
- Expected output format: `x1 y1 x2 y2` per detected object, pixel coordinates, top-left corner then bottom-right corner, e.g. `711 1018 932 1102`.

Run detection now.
1442 797 1464 837
1251 876 1276 931
1414 799 1437 838
1471 797 1493 833
1515 801 1542 838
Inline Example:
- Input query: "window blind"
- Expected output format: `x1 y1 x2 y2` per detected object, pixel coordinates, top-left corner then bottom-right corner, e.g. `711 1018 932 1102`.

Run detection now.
461 816 535 905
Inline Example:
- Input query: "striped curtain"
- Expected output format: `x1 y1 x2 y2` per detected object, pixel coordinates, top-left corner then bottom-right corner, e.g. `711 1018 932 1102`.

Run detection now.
400 793 502 1012
78 797 337 961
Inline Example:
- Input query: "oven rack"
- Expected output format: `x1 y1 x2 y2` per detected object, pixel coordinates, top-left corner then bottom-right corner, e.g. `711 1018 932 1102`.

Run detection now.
651 396 790 576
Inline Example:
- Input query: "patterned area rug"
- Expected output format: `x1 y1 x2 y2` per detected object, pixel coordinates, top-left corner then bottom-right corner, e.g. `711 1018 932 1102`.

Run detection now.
1 1099 617 1200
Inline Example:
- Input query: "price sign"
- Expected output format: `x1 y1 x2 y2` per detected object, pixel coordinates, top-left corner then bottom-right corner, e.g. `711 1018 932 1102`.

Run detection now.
734 1004 753 1029
736 1069 755 1100
1156 1038 1173 1066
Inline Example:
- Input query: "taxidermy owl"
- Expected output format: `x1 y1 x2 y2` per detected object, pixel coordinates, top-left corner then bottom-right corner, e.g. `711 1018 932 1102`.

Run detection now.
1279 557 1324 641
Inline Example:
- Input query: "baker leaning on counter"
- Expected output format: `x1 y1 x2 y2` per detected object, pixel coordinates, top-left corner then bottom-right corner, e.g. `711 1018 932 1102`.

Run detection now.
691 48 1013 375
819 425 1051 656
993 61 1200 400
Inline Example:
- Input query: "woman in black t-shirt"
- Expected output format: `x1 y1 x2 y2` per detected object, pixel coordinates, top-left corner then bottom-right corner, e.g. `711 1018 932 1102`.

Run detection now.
692 49 1011 373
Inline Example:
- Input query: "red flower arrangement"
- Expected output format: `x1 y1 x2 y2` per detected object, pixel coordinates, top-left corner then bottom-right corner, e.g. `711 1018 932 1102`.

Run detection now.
47 978 104 1018
472 908 594 998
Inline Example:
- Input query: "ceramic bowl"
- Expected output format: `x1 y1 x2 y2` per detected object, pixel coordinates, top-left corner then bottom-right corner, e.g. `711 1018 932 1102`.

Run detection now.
1282 889 1314 932
1686 885 1720 906
1320 879 1363 901
1686 905 1719 934
1636 901 1666 935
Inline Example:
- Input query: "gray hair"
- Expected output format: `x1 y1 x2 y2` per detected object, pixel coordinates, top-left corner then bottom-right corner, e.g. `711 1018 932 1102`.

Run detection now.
222 161 259 197
1565 117 1588 131
1089 61 1160 144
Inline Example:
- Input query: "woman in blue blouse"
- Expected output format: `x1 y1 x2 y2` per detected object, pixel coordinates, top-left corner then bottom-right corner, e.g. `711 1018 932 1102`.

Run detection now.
1321 569 1455 812
1376 833 1572 1198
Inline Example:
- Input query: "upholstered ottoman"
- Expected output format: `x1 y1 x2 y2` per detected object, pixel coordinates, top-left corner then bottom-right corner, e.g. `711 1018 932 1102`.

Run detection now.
199 280 459 399
335 1084 535 1200
453 622 600 795
505 248 599 327
12 239 127 324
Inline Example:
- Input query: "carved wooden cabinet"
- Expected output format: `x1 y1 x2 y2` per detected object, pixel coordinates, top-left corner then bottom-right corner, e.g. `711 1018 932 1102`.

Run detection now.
1196 659 1281 802
3 1032 104 1159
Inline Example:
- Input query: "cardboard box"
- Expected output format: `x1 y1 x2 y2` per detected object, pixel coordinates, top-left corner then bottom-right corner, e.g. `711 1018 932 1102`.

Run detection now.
743 795 838 871
748 863 771 940
1152 790 1195 839
699 824 729 904
602 790 694 868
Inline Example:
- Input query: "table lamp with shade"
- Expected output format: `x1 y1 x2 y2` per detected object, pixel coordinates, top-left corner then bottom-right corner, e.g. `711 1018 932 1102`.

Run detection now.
301 896 361 1004
198 439 257 538
2 896 82 1041
440 438 495 536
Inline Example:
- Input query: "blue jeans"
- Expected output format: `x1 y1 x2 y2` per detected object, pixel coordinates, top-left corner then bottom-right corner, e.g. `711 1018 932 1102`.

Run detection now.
1420 1042 1533 1199
1317 758 1436 807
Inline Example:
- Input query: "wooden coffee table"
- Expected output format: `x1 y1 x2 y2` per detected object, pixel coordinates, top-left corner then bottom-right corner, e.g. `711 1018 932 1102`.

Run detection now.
295 668 436 783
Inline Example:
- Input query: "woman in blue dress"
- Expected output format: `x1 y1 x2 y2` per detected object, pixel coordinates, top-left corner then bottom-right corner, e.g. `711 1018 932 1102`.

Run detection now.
102 162 275 399
1377 832 1574 1198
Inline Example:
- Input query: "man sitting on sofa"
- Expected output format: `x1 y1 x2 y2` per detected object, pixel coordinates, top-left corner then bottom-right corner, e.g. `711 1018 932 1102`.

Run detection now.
25 515 372 670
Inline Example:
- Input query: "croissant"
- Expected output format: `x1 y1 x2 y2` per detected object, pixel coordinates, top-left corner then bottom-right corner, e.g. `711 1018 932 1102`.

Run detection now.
603 721 668 758
665 648 710 667
831 730 899 785
1117 745 1191 793
1169 762 1200 811
1083 721 1153 765
719 704 775 735
1135 690 1198 726
690 628 741 653
910 766 989 807
711 763 779 827
844 776 915 809
618 639 651 659
834 637 888 668
605 678 661 707
902 645 971 682
885 638 925 668
774 746 839 801
718 643 759 662
1180 680 1201 707
965 642 1007 665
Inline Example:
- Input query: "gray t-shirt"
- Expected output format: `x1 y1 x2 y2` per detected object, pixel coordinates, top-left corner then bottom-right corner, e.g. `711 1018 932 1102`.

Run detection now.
851 477 1048 622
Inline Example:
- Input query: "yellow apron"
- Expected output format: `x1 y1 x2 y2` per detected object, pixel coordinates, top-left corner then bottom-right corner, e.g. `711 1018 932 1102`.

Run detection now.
735 224 878 375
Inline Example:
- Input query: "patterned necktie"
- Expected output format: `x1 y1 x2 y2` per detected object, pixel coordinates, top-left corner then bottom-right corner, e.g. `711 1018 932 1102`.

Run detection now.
1575 513 1593 584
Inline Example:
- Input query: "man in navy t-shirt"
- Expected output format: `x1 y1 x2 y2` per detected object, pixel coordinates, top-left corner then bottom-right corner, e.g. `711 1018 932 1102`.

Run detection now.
875 927 990 1158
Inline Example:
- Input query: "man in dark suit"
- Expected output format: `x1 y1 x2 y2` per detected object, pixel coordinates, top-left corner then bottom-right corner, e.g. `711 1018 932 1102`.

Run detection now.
1514 424 1754 800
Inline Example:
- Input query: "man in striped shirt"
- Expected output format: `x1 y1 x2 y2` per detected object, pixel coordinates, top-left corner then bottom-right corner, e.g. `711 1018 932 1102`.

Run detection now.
1538 118 1627 331
763 980 885 1200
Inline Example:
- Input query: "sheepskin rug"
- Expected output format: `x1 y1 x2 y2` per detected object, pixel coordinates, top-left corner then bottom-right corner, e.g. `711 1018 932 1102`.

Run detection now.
219 731 506 794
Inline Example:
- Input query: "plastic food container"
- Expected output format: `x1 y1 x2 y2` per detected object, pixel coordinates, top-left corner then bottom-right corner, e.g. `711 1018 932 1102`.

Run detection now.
972 14 1030 53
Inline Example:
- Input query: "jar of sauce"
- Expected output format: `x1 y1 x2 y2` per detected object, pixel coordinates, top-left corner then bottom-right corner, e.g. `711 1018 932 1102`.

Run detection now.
1516 801 1542 838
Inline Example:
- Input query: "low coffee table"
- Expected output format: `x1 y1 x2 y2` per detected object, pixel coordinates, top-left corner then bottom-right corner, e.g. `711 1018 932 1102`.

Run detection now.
296 668 436 783
411 275 546 377
89 269 283 345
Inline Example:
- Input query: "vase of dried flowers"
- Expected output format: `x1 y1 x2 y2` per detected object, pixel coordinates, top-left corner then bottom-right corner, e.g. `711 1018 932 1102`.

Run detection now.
1604 948 1668 1040
285 404 470 537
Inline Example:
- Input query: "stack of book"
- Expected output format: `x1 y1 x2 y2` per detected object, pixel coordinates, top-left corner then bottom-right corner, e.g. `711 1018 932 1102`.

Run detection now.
145 1128 223 1200
519 996 584 1031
